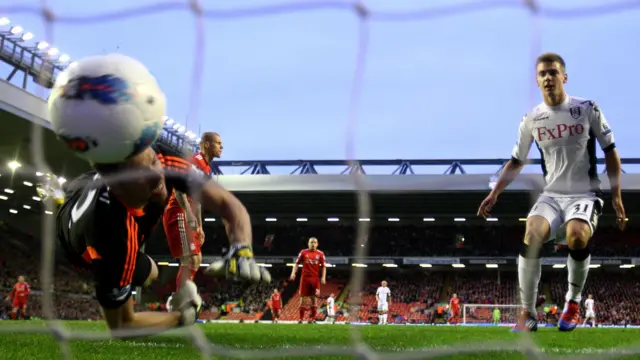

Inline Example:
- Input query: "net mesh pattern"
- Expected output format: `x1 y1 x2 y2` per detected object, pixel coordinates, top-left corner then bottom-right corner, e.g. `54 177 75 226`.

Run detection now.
1 0 639 359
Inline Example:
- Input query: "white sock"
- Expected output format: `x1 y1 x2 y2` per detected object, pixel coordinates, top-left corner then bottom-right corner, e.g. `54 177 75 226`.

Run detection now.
518 255 542 314
566 254 590 303
378 314 382 324
383 314 387 324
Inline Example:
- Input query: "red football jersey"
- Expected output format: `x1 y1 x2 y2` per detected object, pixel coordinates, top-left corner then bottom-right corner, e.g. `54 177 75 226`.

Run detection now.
450 297 460 309
10 282 30 299
295 249 326 278
271 293 281 308
191 152 212 177
167 152 211 208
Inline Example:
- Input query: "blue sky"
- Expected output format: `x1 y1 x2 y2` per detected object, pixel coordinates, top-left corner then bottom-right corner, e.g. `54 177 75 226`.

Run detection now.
2 0 640 174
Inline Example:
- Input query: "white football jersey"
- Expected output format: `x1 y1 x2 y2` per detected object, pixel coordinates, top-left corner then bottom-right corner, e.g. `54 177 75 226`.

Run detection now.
511 96 615 195
327 296 335 308
376 286 391 304
585 298 595 312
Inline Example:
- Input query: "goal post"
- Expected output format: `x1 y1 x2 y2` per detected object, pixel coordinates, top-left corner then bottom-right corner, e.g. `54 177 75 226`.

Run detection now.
462 304 520 326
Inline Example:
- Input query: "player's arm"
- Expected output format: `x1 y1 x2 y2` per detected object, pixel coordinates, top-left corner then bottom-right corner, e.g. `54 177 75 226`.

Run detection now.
167 167 250 247
492 115 533 196
290 252 303 279
5 285 15 301
589 102 626 229
320 253 326 284
592 105 621 192
376 289 380 303
174 191 198 230
162 152 269 282
388 292 391 305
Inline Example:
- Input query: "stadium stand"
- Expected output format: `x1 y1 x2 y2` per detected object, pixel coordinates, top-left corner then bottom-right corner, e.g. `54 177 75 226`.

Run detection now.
2 222 640 324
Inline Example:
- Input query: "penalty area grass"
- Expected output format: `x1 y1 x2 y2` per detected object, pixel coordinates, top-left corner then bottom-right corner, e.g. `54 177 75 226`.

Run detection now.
1 321 640 359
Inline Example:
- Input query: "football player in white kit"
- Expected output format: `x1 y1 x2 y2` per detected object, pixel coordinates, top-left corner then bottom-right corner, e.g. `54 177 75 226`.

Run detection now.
583 294 596 327
376 281 391 325
325 293 336 323
478 52 626 333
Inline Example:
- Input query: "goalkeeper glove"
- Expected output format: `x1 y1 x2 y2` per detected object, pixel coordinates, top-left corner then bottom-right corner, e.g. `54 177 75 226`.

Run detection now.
205 244 271 283
168 280 202 327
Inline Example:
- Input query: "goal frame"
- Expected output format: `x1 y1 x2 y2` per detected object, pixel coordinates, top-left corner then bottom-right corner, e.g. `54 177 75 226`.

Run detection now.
462 304 520 325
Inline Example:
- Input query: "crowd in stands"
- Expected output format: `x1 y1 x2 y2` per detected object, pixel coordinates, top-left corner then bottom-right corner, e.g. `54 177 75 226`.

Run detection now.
146 223 640 258
1 222 640 325
549 272 640 326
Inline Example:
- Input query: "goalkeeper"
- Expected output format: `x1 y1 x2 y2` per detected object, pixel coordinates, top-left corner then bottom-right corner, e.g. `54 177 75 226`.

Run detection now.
54 144 270 338
492 308 501 325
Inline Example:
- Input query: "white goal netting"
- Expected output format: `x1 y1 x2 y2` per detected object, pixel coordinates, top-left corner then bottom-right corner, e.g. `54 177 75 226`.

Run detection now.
1 1 639 359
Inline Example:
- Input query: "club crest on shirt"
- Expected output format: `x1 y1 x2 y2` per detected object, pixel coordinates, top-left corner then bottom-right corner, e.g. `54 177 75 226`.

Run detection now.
569 106 582 119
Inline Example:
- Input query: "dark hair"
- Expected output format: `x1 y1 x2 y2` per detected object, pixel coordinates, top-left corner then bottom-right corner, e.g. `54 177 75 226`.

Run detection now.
536 52 566 70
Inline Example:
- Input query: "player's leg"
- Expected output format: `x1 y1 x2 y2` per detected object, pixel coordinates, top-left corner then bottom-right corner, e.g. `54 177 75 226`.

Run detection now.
96 253 200 336
163 206 201 290
20 303 27 320
383 303 390 324
298 285 308 323
513 196 560 332
311 279 321 323
558 197 602 332
10 304 18 320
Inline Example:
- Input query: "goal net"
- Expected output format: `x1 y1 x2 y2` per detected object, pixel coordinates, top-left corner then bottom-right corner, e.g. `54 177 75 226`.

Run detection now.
463 304 521 326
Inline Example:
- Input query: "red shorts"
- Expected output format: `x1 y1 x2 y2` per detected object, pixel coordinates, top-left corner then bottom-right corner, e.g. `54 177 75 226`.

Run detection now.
452 308 460 316
299 277 320 297
12 298 27 308
272 308 281 317
163 205 201 258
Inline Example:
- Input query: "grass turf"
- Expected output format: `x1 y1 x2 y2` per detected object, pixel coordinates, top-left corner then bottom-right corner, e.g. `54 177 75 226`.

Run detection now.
1 321 640 359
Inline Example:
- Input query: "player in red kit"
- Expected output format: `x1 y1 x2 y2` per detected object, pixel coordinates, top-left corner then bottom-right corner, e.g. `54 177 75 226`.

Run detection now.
5 276 30 320
448 293 460 325
270 289 282 323
163 132 223 290
289 237 326 323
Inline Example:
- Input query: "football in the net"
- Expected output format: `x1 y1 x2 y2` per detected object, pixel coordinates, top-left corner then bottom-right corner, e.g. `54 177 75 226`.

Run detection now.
48 53 166 164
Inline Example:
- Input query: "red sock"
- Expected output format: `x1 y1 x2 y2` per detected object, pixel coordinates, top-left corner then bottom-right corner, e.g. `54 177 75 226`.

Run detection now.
11 312 16 320
310 306 317 321
299 307 306 321
176 267 198 290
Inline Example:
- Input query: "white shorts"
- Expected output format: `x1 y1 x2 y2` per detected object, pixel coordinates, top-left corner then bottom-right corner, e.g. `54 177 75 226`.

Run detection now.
585 310 596 319
377 303 388 312
327 308 335 317
528 194 603 244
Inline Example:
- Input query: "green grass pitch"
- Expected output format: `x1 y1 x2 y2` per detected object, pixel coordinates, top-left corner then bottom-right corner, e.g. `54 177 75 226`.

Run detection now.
1 321 640 359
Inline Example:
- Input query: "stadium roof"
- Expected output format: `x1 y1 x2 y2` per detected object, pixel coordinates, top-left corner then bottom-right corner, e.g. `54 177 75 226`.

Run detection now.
0 79 639 235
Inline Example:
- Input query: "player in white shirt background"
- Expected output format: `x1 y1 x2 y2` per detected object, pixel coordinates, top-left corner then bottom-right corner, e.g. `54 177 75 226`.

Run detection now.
325 293 336 324
376 281 392 325
478 52 626 333
583 294 596 327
